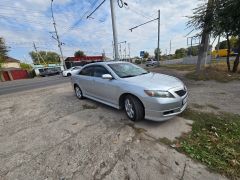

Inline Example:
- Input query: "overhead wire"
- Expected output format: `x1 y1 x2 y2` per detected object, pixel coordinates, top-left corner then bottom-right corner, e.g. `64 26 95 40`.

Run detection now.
61 0 100 36
86 0 106 19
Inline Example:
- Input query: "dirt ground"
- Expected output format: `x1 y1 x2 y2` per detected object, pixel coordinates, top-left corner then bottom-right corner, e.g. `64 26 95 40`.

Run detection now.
1 68 239 180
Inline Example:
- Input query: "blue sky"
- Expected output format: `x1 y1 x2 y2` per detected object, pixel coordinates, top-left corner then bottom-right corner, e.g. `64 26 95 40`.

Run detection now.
0 0 203 63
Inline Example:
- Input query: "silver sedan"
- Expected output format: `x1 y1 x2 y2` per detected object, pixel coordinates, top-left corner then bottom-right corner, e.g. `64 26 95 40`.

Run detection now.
71 61 188 122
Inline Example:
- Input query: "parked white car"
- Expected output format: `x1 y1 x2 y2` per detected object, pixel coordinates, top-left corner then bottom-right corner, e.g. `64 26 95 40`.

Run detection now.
146 59 158 66
62 66 82 77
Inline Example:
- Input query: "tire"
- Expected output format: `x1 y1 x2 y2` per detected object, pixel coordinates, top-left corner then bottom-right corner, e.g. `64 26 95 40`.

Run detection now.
67 73 71 76
74 85 84 99
124 95 144 121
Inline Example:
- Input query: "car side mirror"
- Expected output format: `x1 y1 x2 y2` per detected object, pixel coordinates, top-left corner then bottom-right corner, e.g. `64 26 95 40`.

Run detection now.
102 74 113 80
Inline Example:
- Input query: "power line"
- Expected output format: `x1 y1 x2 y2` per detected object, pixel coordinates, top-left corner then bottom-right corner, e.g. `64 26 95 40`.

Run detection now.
87 0 106 19
61 0 100 36
122 2 154 20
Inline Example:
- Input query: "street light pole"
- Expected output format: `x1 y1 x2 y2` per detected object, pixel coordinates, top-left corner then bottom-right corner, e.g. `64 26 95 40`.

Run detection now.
110 0 119 60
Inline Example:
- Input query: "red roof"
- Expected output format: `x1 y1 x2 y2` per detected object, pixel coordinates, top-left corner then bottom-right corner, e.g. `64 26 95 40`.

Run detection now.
65 56 103 62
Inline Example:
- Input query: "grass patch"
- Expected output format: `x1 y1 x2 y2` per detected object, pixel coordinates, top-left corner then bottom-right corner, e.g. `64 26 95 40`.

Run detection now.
161 64 196 71
186 62 240 83
177 109 240 179
82 104 98 110
158 137 173 145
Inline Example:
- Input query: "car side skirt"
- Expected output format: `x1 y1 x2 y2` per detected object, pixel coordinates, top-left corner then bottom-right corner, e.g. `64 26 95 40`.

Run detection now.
84 94 120 110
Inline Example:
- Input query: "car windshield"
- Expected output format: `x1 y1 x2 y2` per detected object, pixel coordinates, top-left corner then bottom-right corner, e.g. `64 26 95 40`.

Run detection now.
108 63 149 78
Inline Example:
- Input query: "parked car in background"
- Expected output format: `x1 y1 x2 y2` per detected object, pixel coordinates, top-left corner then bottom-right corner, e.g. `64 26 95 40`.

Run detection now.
146 59 158 66
62 66 82 77
39 68 61 77
71 61 188 122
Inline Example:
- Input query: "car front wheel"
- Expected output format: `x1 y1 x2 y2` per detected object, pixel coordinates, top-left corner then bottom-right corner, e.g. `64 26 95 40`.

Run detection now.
124 95 144 121
75 85 84 99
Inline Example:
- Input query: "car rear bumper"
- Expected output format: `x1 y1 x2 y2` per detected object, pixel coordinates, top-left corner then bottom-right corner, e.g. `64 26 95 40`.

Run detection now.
143 94 188 122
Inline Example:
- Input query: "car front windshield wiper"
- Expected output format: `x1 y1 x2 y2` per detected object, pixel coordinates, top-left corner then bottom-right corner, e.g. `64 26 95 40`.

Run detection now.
139 72 149 75
121 75 136 78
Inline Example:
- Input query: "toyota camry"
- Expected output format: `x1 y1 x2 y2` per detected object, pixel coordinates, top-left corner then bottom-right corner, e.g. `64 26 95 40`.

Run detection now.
71 61 188 122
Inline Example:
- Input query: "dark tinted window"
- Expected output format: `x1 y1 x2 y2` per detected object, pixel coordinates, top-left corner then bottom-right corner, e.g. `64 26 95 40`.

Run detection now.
79 66 94 76
93 66 109 77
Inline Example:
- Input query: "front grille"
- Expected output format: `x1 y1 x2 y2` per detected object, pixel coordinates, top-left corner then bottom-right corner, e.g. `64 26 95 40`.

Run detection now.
175 89 186 97
163 110 174 115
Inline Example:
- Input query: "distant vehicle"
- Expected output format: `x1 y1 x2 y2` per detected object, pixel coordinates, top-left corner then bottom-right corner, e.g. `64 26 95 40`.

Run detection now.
62 66 82 77
39 68 60 77
146 59 158 66
71 61 188 122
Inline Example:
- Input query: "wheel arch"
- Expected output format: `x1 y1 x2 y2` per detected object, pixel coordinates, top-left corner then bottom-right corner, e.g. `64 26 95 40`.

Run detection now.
119 93 145 111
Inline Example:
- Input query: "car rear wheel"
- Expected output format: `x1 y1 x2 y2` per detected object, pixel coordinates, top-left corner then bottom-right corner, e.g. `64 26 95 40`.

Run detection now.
67 73 71 76
75 85 84 99
124 95 144 121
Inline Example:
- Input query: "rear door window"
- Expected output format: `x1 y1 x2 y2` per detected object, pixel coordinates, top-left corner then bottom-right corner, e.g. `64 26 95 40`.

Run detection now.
79 66 94 76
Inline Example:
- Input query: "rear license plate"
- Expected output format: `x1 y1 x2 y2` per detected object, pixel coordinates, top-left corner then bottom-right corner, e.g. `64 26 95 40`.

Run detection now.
182 97 187 105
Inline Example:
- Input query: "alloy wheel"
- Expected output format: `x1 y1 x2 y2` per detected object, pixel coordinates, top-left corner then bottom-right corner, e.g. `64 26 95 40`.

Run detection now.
75 86 82 99
125 98 134 118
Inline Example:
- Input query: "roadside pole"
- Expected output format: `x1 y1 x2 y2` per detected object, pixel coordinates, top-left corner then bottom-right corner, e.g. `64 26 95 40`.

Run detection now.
110 0 119 60
157 9 160 66
128 43 131 59
51 0 65 70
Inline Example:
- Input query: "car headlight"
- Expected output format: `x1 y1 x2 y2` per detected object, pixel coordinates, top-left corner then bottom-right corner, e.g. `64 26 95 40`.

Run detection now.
144 90 174 98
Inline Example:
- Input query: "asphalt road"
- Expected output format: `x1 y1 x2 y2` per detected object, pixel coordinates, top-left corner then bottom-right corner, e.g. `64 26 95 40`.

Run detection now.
0 75 70 96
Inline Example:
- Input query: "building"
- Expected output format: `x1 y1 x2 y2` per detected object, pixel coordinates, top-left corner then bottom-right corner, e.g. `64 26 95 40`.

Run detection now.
0 56 29 81
64 56 103 69
1 56 21 68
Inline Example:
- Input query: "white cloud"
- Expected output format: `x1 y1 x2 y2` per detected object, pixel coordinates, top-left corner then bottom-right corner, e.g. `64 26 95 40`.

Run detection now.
0 0 202 61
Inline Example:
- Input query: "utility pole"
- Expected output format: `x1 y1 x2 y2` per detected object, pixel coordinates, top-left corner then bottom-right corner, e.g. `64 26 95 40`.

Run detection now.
124 41 127 59
33 42 47 65
112 41 115 59
169 40 172 55
110 0 119 60
119 44 122 60
33 42 41 65
51 0 65 69
157 9 160 66
128 43 131 59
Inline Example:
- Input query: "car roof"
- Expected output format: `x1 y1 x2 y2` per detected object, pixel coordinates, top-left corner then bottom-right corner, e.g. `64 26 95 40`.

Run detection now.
84 61 131 67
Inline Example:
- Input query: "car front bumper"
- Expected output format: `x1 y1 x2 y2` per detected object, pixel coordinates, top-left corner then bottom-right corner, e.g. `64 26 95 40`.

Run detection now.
143 93 188 122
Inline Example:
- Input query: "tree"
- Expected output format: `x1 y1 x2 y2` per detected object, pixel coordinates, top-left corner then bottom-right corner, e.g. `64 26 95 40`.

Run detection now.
213 0 240 72
143 51 149 59
188 0 216 73
187 45 199 56
189 0 240 72
74 50 85 57
0 37 8 68
215 37 238 50
20 63 32 71
175 48 187 59
29 51 60 64
154 48 161 60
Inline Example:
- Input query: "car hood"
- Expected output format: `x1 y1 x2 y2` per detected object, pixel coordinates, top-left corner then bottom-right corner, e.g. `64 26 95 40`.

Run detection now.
123 72 184 91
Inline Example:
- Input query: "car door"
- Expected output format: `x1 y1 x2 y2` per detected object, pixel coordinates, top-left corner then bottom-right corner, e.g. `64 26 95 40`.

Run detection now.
91 65 119 106
77 66 94 96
